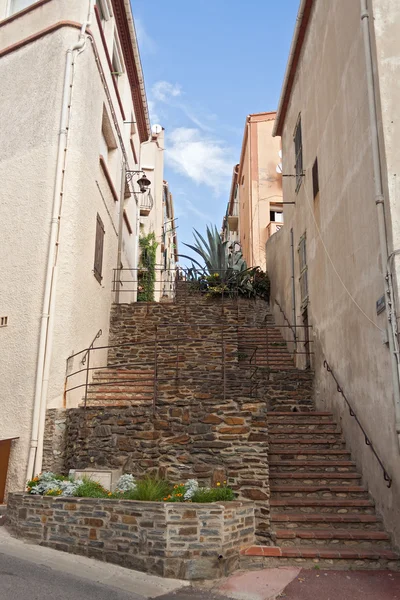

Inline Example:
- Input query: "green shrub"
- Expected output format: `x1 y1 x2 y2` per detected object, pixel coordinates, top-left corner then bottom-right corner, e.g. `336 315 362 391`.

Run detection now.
191 486 235 503
123 477 171 501
73 478 109 498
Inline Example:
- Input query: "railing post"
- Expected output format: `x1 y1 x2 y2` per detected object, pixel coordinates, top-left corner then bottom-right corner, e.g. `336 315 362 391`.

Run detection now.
84 347 90 409
153 325 158 414
175 323 179 382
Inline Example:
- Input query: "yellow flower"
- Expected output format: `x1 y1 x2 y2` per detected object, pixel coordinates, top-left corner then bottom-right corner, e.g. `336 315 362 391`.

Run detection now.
223 480 227 484
216 482 221 487
108 492 112 496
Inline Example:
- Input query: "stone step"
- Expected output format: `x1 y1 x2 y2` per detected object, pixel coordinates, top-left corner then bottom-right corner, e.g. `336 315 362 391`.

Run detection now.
268 412 333 417
84 396 152 406
270 484 368 499
270 498 375 514
274 528 391 548
270 473 362 485
269 430 342 440
268 421 337 429
87 385 154 393
271 513 383 530
269 449 352 461
269 439 347 450
240 545 400 570
270 497 375 515
93 370 155 378
269 460 357 472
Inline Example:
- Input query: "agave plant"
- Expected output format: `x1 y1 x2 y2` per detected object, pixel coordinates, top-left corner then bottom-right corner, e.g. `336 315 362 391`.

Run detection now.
179 225 270 301
180 225 248 280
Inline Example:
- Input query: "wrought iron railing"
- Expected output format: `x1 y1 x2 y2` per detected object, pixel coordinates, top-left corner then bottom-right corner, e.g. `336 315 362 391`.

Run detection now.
323 360 392 488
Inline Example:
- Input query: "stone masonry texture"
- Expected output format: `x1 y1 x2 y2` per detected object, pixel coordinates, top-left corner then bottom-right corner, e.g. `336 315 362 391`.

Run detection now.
7 493 255 580
44 285 315 543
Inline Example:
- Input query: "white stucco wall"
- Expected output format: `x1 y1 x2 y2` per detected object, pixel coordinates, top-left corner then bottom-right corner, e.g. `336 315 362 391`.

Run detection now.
266 0 400 546
0 0 148 491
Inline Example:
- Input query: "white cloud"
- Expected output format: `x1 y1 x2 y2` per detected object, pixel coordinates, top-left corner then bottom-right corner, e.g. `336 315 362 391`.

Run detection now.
147 100 160 125
152 81 182 102
135 18 157 55
166 127 234 195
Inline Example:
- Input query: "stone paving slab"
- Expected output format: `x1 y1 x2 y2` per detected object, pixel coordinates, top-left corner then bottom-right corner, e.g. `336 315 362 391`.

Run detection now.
214 568 400 600
281 569 400 600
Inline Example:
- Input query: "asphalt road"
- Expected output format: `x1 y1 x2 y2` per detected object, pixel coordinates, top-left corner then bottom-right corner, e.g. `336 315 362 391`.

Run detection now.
0 549 231 600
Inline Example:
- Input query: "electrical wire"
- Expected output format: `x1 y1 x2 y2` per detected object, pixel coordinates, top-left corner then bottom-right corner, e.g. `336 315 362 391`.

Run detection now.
301 161 384 332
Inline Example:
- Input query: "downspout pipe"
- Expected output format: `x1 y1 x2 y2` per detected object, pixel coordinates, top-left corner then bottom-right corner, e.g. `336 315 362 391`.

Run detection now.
26 0 95 480
115 162 126 304
290 228 297 352
360 0 400 447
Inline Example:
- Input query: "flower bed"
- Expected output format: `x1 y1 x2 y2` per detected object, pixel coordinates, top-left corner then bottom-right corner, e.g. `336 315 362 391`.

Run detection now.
26 472 235 503
7 492 255 580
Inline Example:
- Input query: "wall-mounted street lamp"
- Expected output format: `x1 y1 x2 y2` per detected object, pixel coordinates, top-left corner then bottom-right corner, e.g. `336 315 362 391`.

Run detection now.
126 170 151 193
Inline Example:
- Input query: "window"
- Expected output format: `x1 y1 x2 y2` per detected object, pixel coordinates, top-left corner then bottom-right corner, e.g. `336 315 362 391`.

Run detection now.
298 233 308 307
270 210 283 223
294 116 303 192
9 0 35 15
111 38 124 83
312 157 319 199
94 214 105 284
96 0 111 21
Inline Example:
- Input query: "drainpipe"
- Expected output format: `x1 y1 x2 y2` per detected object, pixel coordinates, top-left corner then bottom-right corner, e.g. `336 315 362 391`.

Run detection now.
290 228 297 351
115 162 126 304
360 0 400 447
26 0 95 480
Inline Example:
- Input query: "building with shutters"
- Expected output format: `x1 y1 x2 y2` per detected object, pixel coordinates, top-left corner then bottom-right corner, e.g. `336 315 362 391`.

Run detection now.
265 0 400 546
222 112 283 269
0 0 172 497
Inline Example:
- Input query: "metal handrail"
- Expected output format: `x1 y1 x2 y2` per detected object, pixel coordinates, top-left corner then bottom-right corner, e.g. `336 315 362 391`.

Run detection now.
323 360 392 488
81 329 102 365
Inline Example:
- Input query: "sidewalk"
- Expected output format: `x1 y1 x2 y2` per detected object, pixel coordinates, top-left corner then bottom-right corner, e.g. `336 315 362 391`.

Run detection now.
215 567 400 600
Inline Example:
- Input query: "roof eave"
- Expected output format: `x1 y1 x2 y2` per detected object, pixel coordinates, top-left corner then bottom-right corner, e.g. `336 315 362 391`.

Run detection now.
273 0 314 137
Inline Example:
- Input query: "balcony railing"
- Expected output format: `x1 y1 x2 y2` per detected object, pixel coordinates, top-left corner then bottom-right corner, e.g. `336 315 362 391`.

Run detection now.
140 192 154 216
228 202 239 232
267 221 283 239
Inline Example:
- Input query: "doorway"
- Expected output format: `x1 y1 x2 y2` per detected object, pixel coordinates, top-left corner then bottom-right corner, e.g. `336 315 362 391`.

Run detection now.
0 440 12 503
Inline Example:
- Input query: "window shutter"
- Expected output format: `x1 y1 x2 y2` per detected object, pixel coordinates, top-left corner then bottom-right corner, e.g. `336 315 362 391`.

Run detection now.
94 214 105 283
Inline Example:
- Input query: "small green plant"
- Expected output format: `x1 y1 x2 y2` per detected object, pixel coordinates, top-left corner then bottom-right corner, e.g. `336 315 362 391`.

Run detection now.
191 482 235 503
125 477 171 501
74 478 109 498
137 233 158 302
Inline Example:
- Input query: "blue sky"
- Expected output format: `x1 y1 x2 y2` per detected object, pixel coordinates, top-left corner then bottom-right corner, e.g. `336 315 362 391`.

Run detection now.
131 0 299 255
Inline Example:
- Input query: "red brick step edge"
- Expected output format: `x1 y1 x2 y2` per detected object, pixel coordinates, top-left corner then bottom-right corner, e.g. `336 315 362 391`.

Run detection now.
241 545 400 560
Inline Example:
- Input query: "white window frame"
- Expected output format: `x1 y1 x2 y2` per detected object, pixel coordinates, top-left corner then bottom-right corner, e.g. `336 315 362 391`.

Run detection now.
112 36 124 78
8 0 36 16
96 0 112 21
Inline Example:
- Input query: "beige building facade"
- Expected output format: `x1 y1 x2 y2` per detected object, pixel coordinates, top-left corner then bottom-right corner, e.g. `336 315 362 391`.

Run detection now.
223 113 282 270
266 0 400 545
0 0 172 497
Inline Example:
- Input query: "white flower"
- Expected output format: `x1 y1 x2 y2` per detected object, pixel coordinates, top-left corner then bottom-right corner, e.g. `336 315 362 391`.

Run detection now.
184 479 199 500
114 474 137 493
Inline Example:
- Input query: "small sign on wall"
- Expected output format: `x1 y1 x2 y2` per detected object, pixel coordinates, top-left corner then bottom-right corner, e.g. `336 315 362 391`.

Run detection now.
376 295 386 315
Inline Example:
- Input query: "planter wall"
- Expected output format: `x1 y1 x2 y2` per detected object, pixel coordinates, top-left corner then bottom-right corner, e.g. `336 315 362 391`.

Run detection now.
7 493 255 580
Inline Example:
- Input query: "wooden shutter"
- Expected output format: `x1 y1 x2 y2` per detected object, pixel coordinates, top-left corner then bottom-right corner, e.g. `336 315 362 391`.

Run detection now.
94 213 105 283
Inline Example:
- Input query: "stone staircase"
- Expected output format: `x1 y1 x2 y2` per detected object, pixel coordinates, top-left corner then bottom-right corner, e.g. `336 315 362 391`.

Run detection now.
242 410 400 569
84 369 154 407
66 288 400 569
238 323 296 370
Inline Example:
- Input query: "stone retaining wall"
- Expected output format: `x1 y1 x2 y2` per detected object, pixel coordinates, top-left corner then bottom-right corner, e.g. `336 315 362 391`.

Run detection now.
7 493 255 580
65 400 270 539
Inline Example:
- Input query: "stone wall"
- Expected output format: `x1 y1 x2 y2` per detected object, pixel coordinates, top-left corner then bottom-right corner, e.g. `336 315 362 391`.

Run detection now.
42 409 67 473
65 399 270 539
7 493 255 580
